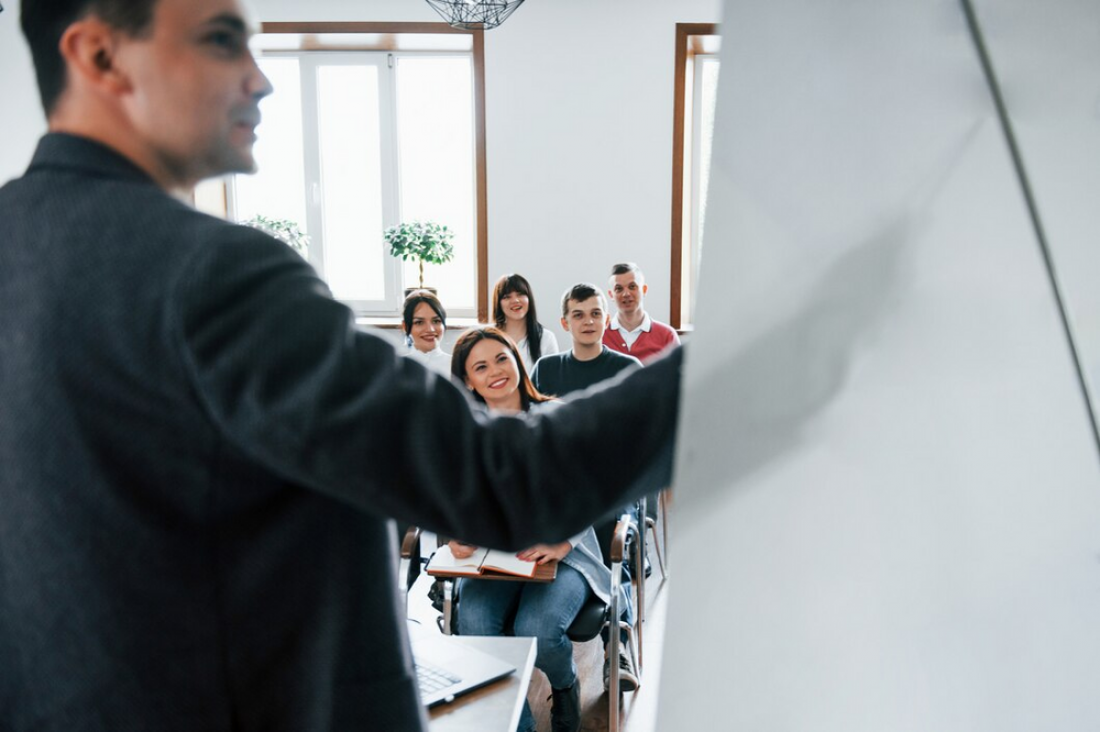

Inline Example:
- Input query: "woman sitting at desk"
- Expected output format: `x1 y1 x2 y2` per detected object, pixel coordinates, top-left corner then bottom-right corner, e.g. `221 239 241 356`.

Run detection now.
401 289 451 376
448 327 622 732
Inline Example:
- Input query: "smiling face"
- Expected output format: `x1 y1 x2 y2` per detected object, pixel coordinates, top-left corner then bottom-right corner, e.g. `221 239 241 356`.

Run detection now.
408 301 445 353
609 271 647 319
110 0 272 187
500 290 530 324
561 295 608 348
463 338 522 412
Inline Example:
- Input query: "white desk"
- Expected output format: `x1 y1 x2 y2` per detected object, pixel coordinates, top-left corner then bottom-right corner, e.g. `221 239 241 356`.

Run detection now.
428 635 536 732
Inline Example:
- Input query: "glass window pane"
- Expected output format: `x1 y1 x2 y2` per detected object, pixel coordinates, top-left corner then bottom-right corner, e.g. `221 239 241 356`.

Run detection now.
234 57 306 230
692 56 720 321
395 56 476 310
317 64 386 302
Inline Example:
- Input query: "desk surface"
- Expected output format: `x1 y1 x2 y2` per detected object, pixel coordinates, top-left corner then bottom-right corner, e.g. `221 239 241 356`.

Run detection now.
428 635 537 732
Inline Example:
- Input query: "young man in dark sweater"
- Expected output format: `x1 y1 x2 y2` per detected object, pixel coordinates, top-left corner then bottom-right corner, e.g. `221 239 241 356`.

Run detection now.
531 283 643 691
531 283 642 398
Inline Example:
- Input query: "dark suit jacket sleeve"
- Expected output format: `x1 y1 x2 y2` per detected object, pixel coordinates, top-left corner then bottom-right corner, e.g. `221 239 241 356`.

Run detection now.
172 227 682 551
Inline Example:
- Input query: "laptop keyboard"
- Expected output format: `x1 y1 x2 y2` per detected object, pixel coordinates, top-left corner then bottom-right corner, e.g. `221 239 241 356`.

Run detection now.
416 660 462 695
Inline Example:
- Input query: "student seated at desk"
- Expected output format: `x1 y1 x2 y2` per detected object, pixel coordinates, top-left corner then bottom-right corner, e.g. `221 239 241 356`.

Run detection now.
532 283 643 694
448 327 626 732
401 289 452 376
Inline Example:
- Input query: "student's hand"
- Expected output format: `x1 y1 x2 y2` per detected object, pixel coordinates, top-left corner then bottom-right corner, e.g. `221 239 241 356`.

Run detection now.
517 542 572 565
449 540 479 559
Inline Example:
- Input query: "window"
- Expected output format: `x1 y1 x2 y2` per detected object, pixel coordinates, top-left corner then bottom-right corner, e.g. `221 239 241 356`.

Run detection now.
196 23 488 320
670 24 720 329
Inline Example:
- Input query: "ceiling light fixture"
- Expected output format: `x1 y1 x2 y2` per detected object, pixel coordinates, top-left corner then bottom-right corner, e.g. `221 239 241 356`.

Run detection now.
424 0 526 30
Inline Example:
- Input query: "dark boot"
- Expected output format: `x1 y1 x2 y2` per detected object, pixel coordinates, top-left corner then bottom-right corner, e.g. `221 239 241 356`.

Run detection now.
549 678 581 732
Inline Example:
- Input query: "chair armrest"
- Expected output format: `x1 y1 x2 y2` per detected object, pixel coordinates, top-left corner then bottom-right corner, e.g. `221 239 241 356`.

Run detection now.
400 526 422 559
399 526 423 605
609 517 630 565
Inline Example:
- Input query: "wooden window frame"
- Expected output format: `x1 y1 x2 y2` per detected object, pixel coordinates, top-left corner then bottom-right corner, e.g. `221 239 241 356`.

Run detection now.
670 23 719 330
258 22 490 322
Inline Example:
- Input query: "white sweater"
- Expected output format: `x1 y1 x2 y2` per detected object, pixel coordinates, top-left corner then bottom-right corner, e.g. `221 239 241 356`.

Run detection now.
402 344 452 377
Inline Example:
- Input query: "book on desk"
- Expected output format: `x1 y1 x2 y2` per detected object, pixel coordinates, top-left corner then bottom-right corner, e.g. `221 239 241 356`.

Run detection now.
427 544 557 582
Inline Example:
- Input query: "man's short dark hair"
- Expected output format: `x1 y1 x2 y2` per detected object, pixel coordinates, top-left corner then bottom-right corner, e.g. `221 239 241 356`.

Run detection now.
609 262 645 285
560 283 607 318
21 0 158 115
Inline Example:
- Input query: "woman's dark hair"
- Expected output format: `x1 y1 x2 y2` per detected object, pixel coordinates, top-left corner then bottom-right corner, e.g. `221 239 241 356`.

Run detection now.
450 327 553 411
401 290 447 344
22 0 158 115
491 273 544 363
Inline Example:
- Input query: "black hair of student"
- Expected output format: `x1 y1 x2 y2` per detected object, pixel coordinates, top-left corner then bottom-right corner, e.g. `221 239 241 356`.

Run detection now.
609 261 646 285
450 327 553 411
560 282 607 318
21 0 159 116
491 273 545 363
401 290 447 343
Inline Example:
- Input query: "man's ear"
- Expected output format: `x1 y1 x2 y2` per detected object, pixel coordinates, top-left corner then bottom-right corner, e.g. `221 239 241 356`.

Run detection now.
560 317 569 331
641 283 648 296
58 18 132 97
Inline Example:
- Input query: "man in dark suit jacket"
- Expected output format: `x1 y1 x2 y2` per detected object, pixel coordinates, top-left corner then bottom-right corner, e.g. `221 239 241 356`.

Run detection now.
0 1 681 730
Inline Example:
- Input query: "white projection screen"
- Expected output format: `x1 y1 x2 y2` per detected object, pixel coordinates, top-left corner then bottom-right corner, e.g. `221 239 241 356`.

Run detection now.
658 1 1100 730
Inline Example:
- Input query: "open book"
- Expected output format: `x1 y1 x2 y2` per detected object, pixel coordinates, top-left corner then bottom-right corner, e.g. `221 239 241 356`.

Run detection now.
426 544 539 579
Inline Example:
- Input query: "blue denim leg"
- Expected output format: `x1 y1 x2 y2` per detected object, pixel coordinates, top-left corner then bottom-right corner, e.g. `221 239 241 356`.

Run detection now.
454 577 523 637
511 563 590 690
455 579 536 732
456 568 589 732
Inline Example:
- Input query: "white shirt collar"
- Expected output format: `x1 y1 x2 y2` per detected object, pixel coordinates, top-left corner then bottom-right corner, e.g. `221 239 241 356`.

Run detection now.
609 312 652 334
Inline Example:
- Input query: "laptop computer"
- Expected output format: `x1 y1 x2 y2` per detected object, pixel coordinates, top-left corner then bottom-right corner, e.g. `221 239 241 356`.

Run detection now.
407 621 517 707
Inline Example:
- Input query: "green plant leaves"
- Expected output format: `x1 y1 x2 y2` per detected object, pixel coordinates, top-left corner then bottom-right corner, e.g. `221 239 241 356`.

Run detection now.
242 215 310 258
383 221 456 266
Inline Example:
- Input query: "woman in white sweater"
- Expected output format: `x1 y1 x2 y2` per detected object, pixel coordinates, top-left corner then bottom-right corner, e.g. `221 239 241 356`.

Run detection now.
400 289 451 376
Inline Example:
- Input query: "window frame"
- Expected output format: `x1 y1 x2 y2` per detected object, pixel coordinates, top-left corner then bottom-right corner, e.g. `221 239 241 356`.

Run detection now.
670 23 720 330
233 22 490 323
228 52 402 313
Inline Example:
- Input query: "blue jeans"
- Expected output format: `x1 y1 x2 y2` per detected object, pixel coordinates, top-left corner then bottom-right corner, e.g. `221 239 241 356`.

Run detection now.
457 563 590 732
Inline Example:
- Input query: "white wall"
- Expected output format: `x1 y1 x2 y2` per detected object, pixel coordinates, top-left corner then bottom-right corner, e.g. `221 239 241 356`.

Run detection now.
0 0 722 332
0 9 46 183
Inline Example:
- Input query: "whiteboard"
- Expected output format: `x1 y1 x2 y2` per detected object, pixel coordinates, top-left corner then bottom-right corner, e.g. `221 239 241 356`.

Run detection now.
658 1 1100 729
972 0 1100 445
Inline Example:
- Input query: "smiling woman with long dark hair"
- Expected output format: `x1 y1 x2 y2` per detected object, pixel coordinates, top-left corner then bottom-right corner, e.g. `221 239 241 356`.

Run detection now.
491 273 559 373
447 326 627 732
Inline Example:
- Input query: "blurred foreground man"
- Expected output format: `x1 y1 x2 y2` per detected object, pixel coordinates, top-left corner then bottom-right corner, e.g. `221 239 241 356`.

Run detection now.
0 1 682 729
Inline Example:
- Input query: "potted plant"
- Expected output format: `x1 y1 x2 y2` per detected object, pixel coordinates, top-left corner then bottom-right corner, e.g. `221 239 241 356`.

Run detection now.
384 221 455 293
242 215 310 260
